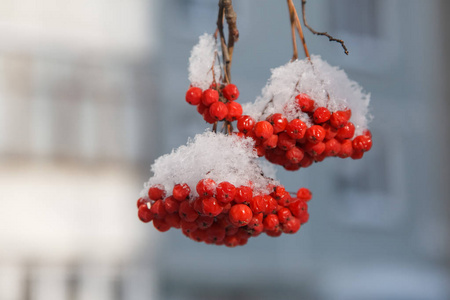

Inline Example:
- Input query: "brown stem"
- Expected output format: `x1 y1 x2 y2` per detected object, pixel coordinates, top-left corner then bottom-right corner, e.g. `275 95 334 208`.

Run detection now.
217 0 238 84
287 0 310 59
301 0 349 55
288 2 299 61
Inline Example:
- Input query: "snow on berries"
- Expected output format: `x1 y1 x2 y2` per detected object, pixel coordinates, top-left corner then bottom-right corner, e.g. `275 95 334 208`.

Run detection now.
239 55 373 170
137 131 312 247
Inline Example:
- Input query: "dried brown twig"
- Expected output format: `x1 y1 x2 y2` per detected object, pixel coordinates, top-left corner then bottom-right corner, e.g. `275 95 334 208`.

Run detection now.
217 0 239 83
287 0 310 60
301 0 349 55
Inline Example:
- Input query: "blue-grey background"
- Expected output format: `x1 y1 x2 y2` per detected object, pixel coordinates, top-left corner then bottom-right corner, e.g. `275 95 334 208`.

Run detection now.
0 1 449 299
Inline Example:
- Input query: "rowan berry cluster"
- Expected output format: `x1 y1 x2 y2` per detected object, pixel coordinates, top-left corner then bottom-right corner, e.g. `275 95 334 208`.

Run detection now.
237 93 372 171
185 84 243 124
137 179 311 247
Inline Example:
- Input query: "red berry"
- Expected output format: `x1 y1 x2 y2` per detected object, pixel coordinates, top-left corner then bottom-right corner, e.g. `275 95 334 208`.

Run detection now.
247 213 264 229
202 109 216 124
178 201 198 222
190 229 207 242
282 217 301 234
153 218 171 232
265 195 279 214
336 122 355 140
268 113 288 134
305 125 326 144
209 102 228 121
304 141 326 156
196 178 217 198
185 87 202 105
250 195 269 215
163 196 180 214
226 101 243 121
221 84 240 101
338 139 353 158
277 132 296 151
277 207 293 223
285 146 305 164
295 93 315 112
235 186 253 204
173 183 190 201
201 197 223 217
289 200 308 218
138 203 153 223
224 235 240 247
201 89 219 107
263 214 280 231
229 204 253 227
196 216 215 229
254 121 274 140
197 103 207 115
165 213 181 228
137 198 150 209
324 138 341 156
180 219 198 233
352 135 373 152
263 134 278 149
330 110 349 128
296 188 312 201
322 123 338 140
300 153 314 168
207 224 226 243
216 181 236 204
299 212 310 224
237 115 255 134
148 184 166 200
313 107 331 124
150 199 167 219
351 150 364 160
286 119 307 140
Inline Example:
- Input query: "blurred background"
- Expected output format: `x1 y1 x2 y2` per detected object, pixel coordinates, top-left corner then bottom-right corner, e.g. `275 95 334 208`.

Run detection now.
0 0 449 299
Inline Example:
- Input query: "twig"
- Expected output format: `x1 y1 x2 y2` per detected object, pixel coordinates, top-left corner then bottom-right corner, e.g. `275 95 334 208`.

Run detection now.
217 0 238 83
287 0 310 59
301 0 349 55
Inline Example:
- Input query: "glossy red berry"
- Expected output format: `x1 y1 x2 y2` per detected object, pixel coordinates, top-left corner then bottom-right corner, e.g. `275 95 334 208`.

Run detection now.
313 107 331 124
285 146 305 164
263 214 280 231
138 203 153 223
305 125 326 144
282 217 301 234
263 134 278 149
296 188 312 201
201 89 219 107
209 102 228 121
137 198 150 209
338 139 353 158
324 138 341 156
196 216 215 229
185 87 203 105
277 132 296 151
322 123 338 140
329 110 349 128
234 186 253 204
352 135 373 152
196 178 217 198
163 196 180 214
201 197 223 217
268 113 288 134
286 119 307 140
304 141 326 156
202 109 216 124
165 213 181 228
277 207 293 223
229 204 253 227
150 199 167 219
221 84 240 101
178 201 198 222
216 181 236 204
237 115 255 134
336 122 355 140
226 101 243 121
173 183 190 201
295 93 315 112
148 184 166 200
250 195 269 215
254 121 274 140
289 200 308 218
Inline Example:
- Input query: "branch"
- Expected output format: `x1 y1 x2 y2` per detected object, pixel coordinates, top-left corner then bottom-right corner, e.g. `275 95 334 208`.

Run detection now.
217 0 239 83
301 0 349 55
287 0 310 59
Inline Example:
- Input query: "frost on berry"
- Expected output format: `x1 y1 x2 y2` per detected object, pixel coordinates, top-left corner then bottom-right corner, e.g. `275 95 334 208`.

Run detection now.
242 55 372 136
188 33 221 90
